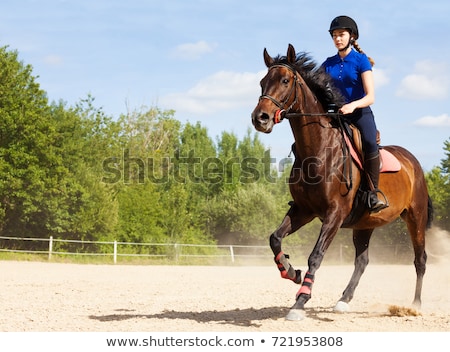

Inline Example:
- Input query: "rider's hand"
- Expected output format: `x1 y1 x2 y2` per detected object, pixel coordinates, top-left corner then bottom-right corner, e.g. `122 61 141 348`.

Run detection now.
339 102 357 115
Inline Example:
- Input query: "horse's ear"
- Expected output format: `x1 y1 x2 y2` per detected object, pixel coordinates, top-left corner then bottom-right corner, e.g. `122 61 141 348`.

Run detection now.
263 48 273 67
287 44 296 64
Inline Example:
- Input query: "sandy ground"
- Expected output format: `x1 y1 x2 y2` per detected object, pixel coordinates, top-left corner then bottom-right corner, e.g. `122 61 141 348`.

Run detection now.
1 260 449 332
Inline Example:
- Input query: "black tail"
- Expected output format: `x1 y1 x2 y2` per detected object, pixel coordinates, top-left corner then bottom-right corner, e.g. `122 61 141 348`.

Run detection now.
427 196 434 229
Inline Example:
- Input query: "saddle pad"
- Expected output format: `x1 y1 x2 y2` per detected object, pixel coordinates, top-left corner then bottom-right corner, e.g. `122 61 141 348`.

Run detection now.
379 149 401 172
343 133 401 172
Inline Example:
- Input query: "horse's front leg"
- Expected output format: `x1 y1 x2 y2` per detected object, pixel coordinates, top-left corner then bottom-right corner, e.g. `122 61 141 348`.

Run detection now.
286 214 343 321
270 203 314 284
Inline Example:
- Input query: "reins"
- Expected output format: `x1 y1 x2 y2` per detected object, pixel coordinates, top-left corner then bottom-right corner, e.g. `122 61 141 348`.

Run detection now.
285 111 354 193
284 112 341 119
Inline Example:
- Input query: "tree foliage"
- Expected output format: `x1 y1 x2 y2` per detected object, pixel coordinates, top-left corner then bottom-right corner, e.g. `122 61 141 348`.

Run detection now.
425 141 450 228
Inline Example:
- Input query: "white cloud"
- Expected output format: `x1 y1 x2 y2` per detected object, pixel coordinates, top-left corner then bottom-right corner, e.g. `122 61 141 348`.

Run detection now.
170 40 217 60
373 68 390 88
413 113 450 127
396 60 449 100
43 55 63 66
160 70 266 114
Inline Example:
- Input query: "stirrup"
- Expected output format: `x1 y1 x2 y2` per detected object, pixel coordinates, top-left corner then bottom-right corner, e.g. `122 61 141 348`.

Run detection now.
368 189 389 213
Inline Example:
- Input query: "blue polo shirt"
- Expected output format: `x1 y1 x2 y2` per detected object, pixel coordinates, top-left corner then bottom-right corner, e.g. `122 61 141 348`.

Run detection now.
322 49 372 103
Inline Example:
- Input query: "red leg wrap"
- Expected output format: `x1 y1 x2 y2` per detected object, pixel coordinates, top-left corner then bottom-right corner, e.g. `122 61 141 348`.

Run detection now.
274 252 302 284
296 272 314 298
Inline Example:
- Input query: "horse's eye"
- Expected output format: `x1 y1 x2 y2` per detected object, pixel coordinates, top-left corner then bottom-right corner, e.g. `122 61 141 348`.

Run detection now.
282 78 289 85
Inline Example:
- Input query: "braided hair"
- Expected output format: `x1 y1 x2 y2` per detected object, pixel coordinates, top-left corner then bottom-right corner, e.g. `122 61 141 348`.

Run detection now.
352 40 375 67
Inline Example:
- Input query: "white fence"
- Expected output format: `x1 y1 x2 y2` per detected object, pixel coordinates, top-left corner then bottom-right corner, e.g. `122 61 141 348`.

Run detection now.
0 235 414 264
0 235 273 264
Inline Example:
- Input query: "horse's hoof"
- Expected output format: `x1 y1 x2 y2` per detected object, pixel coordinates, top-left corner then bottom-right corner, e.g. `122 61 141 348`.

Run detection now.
412 299 421 309
285 309 306 321
333 301 350 313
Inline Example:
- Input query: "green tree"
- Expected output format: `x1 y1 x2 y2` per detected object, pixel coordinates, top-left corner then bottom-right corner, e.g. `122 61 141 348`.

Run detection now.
49 99 120 242
237 128 276 186
115 182 164 244
0 46 119 245
425 140 450 228
216 131 240 191
119 106 180 156
440 140 450 175
0 46 61 239
173 122 218 233
206 183 281 244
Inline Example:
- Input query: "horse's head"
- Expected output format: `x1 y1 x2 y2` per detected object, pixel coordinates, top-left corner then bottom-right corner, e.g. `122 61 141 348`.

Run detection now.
251 44 299 133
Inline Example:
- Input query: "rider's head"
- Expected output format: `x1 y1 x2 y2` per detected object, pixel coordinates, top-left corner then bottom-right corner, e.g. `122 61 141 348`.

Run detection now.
329 15 359 42
328 15 374 66
329 16 358 51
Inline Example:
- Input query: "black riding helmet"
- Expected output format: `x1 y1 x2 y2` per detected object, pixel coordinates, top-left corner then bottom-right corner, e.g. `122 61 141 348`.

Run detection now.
329 16 359 40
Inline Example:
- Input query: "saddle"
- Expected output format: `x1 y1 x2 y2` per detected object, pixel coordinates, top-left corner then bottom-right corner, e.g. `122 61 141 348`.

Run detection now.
341 121 401 173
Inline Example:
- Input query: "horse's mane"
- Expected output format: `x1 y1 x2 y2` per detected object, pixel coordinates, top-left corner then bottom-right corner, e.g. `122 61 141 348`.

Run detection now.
271 52 345 109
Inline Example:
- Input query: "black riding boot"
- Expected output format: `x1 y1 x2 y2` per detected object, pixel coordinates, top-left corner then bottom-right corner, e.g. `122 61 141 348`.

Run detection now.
364 151 388 213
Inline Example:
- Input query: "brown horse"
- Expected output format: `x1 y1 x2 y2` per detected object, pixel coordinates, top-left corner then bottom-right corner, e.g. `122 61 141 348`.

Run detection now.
251 44 433 321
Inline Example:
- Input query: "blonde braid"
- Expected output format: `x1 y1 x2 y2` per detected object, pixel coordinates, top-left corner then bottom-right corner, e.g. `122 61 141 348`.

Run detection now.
352 40 375 67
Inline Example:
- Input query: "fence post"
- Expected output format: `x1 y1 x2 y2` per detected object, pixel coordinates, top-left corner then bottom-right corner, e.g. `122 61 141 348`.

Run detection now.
229 245 235 263
174 243 179 263
48 236 53 261
113 241 117 264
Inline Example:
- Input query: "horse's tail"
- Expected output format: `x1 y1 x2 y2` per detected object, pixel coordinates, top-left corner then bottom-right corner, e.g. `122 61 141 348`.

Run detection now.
426 196 434 230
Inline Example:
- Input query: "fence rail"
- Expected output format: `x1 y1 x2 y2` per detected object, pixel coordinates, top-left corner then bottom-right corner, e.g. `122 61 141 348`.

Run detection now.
0 235 414 264
0 235 273 264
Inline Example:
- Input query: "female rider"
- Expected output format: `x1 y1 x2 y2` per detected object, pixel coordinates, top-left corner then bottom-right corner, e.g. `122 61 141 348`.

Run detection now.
322 15 387 212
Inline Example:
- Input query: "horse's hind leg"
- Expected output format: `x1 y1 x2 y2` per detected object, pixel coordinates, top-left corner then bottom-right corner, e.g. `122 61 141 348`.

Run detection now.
401 209 428 308
334 229 373 312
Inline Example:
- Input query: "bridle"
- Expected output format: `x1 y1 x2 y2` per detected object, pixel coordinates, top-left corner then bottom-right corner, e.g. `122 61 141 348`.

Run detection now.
258 63 305 123
258 63 341 123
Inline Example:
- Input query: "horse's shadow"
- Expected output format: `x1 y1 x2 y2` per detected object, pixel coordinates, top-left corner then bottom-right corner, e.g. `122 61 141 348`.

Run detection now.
89 307 287 328
89 306 351 327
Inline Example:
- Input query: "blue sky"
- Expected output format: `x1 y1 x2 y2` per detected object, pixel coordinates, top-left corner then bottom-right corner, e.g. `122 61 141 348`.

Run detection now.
1 0 449 170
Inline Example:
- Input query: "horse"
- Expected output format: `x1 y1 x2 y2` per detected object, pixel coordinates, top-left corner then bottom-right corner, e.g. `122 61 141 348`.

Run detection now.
251 44 433 321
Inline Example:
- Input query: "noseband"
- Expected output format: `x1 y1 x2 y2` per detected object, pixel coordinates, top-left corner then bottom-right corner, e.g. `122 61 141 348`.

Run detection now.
259 64 306 123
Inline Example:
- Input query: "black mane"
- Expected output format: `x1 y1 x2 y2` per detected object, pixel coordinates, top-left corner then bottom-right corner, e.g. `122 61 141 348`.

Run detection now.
271 52 345 109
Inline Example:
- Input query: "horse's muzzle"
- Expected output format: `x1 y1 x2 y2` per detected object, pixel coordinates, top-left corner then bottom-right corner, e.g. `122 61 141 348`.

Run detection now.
251 109 274 133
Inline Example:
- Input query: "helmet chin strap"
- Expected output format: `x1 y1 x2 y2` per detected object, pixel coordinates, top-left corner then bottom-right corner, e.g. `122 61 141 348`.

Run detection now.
338 37 354 52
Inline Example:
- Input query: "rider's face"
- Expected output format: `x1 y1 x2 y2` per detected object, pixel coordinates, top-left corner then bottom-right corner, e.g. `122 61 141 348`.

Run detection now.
331 29 352 50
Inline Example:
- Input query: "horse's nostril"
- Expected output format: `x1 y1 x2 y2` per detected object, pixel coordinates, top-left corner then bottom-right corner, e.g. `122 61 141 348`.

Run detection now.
252 110 269 125
260 112 269 121
257 112 270 122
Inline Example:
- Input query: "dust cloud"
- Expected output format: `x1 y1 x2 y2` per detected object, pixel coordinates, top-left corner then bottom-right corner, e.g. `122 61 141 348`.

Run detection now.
426 226 450 264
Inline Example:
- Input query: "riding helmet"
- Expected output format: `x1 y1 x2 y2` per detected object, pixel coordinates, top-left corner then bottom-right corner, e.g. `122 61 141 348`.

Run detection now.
329 16 359 40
